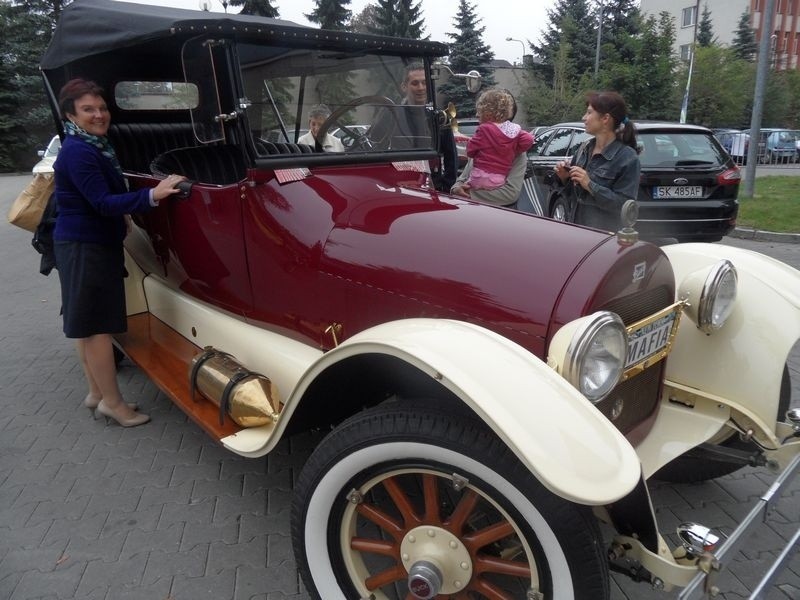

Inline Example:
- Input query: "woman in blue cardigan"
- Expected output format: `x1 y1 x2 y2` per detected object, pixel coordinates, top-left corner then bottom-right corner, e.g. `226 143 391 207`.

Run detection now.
53 78 185 427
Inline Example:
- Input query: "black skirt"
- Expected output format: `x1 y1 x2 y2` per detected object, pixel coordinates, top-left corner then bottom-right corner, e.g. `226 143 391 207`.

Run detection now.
54 241 127 338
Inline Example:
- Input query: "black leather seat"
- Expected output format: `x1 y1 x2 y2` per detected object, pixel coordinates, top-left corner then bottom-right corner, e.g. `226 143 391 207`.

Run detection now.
150 145 245 185
256 141 315 155
108 123 198 174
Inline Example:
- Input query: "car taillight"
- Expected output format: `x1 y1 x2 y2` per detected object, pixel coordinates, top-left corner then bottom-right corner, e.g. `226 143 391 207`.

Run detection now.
717 167 741 185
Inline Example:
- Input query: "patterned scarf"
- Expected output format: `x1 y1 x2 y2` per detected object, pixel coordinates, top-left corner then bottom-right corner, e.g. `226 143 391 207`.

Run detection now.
64 120 123 176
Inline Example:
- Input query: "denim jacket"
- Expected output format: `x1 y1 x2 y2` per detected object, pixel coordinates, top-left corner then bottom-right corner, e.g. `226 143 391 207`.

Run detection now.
560 138 640 232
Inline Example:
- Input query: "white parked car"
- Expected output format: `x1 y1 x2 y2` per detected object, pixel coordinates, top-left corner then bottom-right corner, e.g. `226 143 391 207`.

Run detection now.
32 135 60 174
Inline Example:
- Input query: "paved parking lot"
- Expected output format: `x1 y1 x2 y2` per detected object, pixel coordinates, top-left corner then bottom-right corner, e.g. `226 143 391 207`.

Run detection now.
1 174 798 599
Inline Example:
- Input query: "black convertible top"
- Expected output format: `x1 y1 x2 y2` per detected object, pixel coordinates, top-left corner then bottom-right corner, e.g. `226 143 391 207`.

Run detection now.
41 0 448 70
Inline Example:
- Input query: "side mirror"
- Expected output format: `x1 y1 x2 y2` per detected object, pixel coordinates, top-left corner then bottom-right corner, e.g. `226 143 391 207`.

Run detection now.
464 70 482 93
431 63 483 94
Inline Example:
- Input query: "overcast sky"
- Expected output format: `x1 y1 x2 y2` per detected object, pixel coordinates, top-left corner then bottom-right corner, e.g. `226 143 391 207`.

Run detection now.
123 0 558 64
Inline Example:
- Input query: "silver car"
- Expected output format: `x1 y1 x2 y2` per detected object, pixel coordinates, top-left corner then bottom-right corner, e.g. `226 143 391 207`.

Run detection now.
32 135 60 174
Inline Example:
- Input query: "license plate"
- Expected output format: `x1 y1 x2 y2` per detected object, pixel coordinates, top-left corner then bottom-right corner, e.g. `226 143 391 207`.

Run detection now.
624 304 683 375
652 186 703 198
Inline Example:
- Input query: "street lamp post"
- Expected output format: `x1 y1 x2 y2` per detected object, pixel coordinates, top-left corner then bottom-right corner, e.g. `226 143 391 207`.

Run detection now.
594 0 604 79
505 37 526 66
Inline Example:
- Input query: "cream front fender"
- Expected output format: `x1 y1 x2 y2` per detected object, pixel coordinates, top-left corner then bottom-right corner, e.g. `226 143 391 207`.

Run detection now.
661 243 800 432
306 319 640 506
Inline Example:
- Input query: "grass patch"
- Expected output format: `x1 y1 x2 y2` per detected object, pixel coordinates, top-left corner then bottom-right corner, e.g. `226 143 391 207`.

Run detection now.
737 176 800 232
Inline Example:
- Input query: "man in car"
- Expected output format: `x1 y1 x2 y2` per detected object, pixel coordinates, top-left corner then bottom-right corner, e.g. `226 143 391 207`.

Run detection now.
371 63 458 192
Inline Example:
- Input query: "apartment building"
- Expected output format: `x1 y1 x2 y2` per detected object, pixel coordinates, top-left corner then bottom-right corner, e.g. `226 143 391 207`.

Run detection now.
639 0 800 69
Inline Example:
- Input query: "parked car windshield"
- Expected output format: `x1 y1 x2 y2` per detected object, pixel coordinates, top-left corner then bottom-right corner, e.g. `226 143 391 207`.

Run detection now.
237 45 435 156
638 131 728 168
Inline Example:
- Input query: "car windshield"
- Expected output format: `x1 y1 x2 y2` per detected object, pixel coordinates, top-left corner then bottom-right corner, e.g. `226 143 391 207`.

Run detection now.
639 131 727 168
237 45 435 157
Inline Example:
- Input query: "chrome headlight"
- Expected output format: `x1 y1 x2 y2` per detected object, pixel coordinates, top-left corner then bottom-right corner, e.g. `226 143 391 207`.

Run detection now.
680 259 737 334
548 312 628 403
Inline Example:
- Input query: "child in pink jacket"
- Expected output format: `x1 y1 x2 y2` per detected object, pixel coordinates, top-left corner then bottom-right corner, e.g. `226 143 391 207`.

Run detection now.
466 89 534 191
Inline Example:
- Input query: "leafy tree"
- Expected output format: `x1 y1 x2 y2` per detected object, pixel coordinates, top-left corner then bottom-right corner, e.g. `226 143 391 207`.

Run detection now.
731 9 757 61
520 39 586 126
306 0 351 30
783 69 800 129
598 12 677 121
591 0 641 83
370 0 425 39
228 0 278 17
677 45 754 127
437 0 495 119
762 70 796 128
696 3 715 47
533 0 596 85
0 0 58 172
348 3 379 33
601 0 639 36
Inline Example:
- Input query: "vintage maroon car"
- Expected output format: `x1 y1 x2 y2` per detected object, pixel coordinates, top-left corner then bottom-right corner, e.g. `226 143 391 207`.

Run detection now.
40 1 800 598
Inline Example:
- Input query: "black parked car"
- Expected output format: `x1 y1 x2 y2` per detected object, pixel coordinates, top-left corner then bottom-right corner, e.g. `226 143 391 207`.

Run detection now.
518 122 741 242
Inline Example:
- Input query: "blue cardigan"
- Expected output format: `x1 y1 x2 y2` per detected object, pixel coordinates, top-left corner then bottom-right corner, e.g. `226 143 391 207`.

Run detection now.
53 135 153 245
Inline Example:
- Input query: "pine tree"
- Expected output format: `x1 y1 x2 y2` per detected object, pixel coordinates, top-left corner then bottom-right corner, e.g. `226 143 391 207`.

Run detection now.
596 11 678 121
0 0 58 171
228 0 278 18
731 9 757 61
697 3 715 47
306 0 351 30
349 3 379 33
370 0 425 39
533 0 597 84
437 0 495 119
600 0 640 44
599 0 640 64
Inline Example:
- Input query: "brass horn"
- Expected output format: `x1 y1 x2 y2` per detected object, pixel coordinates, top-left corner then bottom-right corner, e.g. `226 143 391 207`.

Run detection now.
446 102 459 132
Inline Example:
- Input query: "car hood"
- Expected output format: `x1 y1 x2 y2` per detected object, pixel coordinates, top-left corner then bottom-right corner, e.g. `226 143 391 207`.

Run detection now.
319 175 639 353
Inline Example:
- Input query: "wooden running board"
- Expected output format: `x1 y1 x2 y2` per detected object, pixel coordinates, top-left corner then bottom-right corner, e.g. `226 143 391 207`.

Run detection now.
115 313 241 439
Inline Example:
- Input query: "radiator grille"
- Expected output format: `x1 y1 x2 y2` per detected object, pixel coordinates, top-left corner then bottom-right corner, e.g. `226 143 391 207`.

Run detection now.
597 285 673 433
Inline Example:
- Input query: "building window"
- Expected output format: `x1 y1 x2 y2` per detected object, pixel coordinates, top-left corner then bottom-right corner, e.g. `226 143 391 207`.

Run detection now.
754 0 761 10
681 5 697 27
776 0 782 13
680 43 693 61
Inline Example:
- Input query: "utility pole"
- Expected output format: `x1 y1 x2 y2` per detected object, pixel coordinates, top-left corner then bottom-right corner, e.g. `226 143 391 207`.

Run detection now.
679 0 701 123
594 0 604 79
743 0 776 198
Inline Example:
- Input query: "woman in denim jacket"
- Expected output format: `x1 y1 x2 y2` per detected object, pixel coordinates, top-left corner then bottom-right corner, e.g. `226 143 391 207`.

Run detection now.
554 92 640 232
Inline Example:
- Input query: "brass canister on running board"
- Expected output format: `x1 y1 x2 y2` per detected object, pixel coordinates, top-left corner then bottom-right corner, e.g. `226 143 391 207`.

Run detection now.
189 347 281 427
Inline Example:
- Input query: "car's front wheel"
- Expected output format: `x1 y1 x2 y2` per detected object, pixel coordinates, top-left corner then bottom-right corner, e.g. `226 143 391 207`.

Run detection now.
291 401 609 600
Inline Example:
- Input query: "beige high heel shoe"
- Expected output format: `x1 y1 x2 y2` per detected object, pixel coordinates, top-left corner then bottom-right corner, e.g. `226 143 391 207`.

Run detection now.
84 394 138 412
95 399 151 427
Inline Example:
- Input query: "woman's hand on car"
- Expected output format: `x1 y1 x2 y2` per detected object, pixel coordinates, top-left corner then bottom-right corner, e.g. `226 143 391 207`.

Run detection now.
153 174 188 202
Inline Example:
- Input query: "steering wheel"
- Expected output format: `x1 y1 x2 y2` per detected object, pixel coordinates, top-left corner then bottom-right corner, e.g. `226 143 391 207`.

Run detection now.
316 96 397 152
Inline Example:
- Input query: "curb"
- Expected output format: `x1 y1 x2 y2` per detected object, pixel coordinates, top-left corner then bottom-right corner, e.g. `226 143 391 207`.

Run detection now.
730 227 800 244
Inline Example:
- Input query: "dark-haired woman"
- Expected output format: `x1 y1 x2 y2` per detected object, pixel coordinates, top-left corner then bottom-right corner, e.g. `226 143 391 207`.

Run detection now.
53 78 185 427
553 91 640 232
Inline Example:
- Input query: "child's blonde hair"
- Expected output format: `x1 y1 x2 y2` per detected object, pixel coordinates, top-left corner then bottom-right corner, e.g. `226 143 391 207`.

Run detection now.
475 89 513 123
